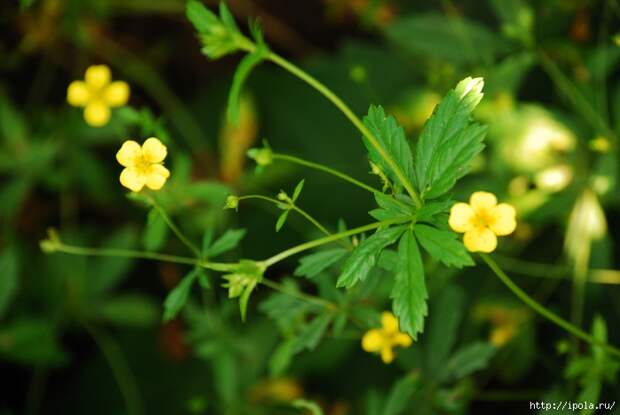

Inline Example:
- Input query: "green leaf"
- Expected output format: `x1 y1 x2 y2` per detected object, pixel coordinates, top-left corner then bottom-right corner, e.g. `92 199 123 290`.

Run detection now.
414 224 474 268
292 314 332 353
382 375 419 415
417 198 453 222
426 285 465 375
239 279 257 322
369 193 415 222
276 210 289 232
0 318 66 366
386 14 508 65
414 77 486 199
292 179 305 202
186 0 239 58
163 269 198 321
362 105 415 193
294 248 348 278
269 339 295 376
206 229 246 257
391 230 427 340
292 399 324 415
0 248 18 319
201 228 214 257
143 208 169 251
186 0 220 33
227 50 266 124
337 225 406 289
96 294 159 327
439 342 496 381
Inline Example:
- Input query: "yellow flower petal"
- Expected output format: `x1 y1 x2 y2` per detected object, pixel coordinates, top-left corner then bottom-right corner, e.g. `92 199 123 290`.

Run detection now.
116 140 142 167
141 137 167 164
120 167 146 192
381 312 399 334
393 333 413 347
449 203 475 233
103 81 130 107
85 65 111 90
490 203 517 236
470 191 497 212
67 81 90 107
463 227 497 253
362 329 383 352
84 101 111 127
380 346 395 364
144 164 170 190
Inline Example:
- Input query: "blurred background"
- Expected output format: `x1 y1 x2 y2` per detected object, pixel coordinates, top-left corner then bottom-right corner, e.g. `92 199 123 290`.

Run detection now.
1 0 619 414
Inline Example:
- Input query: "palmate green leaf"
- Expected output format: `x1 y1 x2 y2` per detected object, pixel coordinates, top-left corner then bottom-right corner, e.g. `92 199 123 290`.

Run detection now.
391 230 427 340
292 313 332 353
362 105 415 193
369 193 415 221
337 225 406 289
414 224 473 268
186 0 240 59
269 338 295 376
294 248 348 278
414 77 486 200
163 268 198 322
205 228 246 257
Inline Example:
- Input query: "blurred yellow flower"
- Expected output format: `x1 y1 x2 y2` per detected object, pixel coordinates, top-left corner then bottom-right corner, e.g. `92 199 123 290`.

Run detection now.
67 65 129 127
116 138 170 192
362 312 412 364
449 191 517 253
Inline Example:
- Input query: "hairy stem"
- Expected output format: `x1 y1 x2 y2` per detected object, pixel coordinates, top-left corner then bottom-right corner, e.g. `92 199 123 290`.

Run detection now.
272 153 379 194
481 253 620 358
240 45 423 207
263 218 406 267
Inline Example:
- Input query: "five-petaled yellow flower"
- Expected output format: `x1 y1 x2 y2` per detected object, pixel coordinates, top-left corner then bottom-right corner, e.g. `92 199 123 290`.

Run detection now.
116 138 170 192
67 65 130 127
362 312 412 364
449 191 517 253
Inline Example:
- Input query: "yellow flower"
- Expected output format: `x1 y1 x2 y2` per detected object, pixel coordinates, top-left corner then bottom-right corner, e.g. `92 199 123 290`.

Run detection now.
116 138 170 192
67 65 130 127
361 312 412 364
449 191 517 253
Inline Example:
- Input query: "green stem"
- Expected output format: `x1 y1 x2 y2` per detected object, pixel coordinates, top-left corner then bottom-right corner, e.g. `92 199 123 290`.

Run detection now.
261 278 336 310
52 243 236 272
150 197 201 257
81 321 143 415
272 153 379 194
263 218 405 267
258 50 422 208
237 195 333 237
480 253 620 358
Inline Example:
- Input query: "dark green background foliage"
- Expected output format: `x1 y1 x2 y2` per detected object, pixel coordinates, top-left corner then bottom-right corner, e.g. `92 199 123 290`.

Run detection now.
1 0 620 414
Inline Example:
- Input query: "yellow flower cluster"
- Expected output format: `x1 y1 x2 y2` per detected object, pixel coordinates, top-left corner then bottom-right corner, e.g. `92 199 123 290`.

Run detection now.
449 191 517 253
116 138 170 192
362 312 412 364
67 65 129 127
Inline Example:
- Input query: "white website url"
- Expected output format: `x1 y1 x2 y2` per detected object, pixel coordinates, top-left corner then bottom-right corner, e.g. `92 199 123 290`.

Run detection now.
530 401 616 412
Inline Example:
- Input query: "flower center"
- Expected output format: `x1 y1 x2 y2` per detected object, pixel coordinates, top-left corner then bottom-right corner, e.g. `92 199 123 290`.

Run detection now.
472 207 494 229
